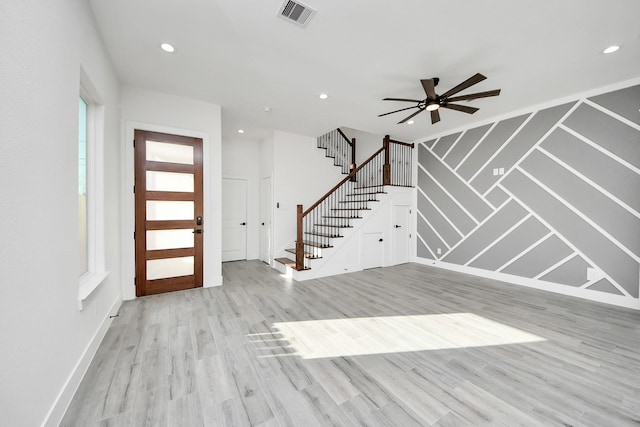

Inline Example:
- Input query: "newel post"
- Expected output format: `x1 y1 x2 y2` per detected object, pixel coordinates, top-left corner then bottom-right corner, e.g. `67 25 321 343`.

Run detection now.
296 204 304 270
383 134 391 185
350 137 357 181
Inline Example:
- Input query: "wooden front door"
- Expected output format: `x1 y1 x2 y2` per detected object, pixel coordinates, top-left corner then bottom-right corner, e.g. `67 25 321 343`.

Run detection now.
134 130 203 296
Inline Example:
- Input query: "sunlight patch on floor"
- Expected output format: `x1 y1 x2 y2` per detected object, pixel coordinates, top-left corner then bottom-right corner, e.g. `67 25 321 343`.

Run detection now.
261 313 545 359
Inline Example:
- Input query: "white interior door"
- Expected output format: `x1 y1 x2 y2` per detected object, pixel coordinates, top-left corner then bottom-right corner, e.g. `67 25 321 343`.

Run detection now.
260 177 272 264
392 205 410 265
362 232 384 269
222 178 247 262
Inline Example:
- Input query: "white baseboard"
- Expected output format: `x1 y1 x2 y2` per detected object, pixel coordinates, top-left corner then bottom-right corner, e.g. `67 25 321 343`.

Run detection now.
414 257 640 311
42 297 123 427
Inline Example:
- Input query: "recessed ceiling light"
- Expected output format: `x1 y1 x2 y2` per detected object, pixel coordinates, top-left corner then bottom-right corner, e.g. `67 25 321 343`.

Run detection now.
263 107 271 112
407 120 415 125
237 129 245 134
319 93 328 100
160 43 175 53
603 45 620 54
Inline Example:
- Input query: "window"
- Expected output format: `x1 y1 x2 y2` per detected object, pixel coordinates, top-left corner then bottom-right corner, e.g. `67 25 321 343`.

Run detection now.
79 97 88 276
78 69 108 309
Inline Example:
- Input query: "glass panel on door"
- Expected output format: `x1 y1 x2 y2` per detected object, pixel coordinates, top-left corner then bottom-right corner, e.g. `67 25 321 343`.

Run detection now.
146 140 194 164
146 256 194 280
146 200 194 221
146 171 194 192
147 229 194 251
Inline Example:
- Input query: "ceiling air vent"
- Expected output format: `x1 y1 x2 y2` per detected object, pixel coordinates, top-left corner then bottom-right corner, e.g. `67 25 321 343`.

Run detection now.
278 0 316 27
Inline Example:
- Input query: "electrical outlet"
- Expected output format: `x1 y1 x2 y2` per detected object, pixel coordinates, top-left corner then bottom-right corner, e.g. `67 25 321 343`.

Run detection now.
493 168 499 176
437 248 442 255
499 167 505 175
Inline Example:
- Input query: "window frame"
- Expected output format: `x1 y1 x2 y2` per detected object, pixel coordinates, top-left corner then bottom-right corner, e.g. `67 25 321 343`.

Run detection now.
78 68 109 309
79 96 89 277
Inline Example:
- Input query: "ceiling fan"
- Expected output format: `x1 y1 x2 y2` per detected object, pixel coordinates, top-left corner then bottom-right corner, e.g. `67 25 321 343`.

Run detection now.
379 73 500 125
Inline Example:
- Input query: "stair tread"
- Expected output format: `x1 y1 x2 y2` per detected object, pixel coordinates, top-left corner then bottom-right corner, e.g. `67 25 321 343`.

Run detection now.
299 240 333 248
339 200 378 203
347 192 387 196
323 216 362 219
331 208 371 211
305 231 343 238
285 248 321 259
313 224 353 228
274 257 310 270
354 185 386 190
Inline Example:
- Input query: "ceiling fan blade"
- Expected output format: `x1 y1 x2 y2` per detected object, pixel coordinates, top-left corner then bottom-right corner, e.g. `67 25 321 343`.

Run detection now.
430 109 441 124
398 108 425 124
378 105 419 117
441 103 479 114
421 79 437 99
439 73 487 99
445 89 501 103
383 97 423 103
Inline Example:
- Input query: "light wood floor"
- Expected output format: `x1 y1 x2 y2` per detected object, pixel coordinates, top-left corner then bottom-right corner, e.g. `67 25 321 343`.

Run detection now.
61 261 640 426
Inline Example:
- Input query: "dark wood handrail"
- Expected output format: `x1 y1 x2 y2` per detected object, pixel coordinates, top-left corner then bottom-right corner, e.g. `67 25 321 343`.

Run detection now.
336 128 352 146
303 146 385 216
389 139 414 148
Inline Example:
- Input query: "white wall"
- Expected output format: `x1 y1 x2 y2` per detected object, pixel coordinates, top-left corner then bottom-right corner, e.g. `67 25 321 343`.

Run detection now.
120 86 223 299
272 130 346 256
222 138 261 260
0 1 122 426
259 133 275 181
341 127 385 165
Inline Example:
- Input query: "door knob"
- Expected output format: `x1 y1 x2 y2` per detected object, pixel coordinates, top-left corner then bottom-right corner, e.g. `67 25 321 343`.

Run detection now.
240 222 246 225
394 225 401 228
379 238 383 242
261 222 265 226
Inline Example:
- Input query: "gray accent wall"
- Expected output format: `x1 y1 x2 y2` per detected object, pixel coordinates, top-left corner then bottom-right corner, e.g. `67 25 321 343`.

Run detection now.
416 83 640 302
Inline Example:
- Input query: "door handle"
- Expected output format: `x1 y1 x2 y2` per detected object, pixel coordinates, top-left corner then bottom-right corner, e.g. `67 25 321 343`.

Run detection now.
193 229 203 234
240 222 247 225
261 222 265 226
379 238 383 242
394 225 401 228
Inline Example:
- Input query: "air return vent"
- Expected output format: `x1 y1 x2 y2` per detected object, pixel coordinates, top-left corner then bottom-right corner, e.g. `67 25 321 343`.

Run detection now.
278 0 316 27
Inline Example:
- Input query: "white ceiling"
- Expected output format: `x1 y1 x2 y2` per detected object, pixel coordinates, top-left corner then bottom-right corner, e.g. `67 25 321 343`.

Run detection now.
89 0 640 143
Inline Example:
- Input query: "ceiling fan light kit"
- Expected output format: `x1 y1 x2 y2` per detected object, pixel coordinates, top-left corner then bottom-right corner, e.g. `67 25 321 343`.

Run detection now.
379 73 501 124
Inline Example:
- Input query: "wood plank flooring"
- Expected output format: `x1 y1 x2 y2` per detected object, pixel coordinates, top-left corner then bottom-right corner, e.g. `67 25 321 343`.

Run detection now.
61 261 640 426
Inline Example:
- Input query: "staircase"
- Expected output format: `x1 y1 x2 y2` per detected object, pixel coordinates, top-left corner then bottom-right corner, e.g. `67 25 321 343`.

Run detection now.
276 185 386 270
316 128 356 174
275 134 414 275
